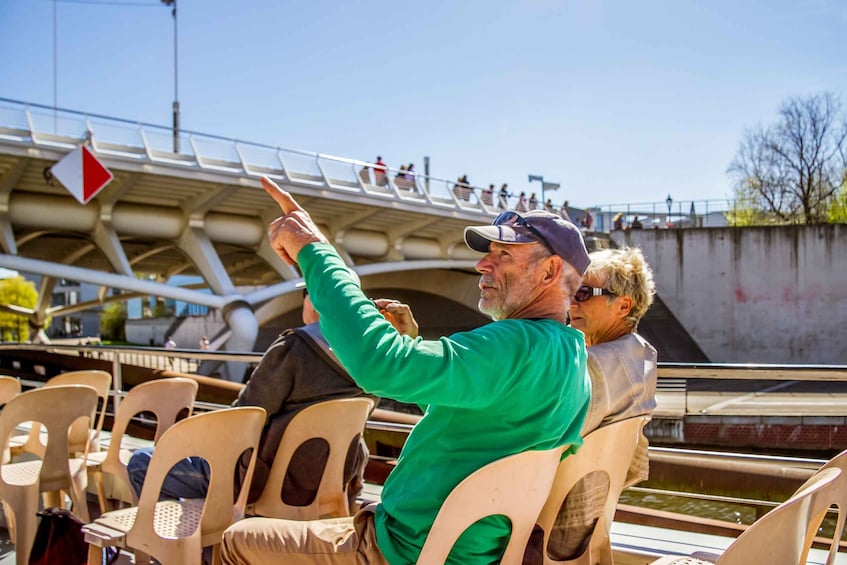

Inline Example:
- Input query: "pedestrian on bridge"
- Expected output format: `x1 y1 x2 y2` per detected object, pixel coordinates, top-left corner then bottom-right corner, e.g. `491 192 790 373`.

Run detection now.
372 156 387 186
498 183 510 209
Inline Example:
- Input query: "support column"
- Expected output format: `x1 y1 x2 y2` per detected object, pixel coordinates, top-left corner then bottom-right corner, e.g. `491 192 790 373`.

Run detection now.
177 226 259 381
219 299 259 382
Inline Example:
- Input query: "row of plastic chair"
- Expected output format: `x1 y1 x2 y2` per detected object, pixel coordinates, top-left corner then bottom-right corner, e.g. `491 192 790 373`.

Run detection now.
0 372 111 565
4 371 845 565
0 372 200 564
79 396 847 565
83 400 640 565
0 369 375 565
83 396 374 564
419 419 847 565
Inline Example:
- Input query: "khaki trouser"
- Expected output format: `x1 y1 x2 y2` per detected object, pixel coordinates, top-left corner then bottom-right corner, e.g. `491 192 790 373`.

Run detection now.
221 505 388 565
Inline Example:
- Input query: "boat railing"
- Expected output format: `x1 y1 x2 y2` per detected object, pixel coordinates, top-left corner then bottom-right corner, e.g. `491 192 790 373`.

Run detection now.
2 342 846 539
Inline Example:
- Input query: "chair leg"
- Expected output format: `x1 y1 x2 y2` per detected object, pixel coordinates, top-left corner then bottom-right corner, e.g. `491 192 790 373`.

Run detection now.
68 475 91 522
211 543 222 565
7 496 38 565
87 544 104 565
2 501 16 543
92 469 109 515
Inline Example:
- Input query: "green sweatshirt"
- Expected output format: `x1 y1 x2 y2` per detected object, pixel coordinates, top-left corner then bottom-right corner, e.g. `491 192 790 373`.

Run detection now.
300 243 590 564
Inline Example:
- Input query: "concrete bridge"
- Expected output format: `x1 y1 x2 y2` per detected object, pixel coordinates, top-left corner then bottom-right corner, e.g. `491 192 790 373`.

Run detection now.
0 99 520 377
2 100 841 375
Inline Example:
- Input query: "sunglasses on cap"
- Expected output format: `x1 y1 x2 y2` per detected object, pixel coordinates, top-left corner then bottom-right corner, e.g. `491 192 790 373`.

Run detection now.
573 284 616 303
493 211 554 254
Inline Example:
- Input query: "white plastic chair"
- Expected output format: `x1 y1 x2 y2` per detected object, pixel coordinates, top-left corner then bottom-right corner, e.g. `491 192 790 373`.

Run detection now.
650 465 844 565
248 397 374 520
10 370 112 458
0 384 98 565
86 377 199 513
417 447 565 565
83 406 266 565
536 416 649 564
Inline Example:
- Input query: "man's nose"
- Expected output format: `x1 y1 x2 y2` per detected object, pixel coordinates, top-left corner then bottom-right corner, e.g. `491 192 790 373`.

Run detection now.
475 253 494 274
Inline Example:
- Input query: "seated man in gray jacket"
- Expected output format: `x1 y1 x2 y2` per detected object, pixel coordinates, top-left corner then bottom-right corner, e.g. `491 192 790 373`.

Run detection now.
127 275 404 509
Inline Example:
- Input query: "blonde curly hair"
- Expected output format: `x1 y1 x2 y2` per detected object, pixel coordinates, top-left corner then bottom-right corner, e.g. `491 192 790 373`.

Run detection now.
584 247 655 330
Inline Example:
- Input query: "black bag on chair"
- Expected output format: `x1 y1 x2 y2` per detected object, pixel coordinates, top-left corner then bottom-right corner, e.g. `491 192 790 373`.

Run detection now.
28 507 88 565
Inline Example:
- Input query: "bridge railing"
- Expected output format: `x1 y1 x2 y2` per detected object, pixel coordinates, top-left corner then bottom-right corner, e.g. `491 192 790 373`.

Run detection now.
4 98 751 229
0 98 498 218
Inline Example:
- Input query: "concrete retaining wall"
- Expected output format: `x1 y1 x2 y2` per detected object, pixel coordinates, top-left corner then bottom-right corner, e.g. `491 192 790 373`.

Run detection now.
614 224 847 364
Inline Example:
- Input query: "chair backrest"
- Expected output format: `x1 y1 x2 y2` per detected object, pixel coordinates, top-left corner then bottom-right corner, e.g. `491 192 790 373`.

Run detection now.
417 447 565 565
0 376 21 405
130 406 266 547
249 397 374 520
716 466 842 565
536 416 649 565
44 370 113 453
793 449 847 565
101 377 199 479
0 385 98 487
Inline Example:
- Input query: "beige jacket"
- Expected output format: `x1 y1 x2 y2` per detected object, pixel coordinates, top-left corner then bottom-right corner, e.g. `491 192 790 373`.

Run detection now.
582 332 657 485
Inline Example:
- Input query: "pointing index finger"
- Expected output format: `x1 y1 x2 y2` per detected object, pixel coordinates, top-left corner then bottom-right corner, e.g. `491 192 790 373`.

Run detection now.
261 176 304 215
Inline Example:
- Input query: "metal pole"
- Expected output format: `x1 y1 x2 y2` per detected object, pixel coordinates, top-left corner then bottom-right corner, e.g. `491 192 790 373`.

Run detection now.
424 155 430 194
171 0 180 153
53 0 58 133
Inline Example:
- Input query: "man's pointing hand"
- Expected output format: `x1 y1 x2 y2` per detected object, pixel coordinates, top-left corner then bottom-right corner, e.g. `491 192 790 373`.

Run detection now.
262 176 329 265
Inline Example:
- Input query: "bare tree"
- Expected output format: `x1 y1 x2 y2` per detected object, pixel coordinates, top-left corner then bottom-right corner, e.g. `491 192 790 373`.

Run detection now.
728 92 847 224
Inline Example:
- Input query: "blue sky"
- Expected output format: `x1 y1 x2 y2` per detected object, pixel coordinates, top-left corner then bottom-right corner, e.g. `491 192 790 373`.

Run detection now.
1 0 846 210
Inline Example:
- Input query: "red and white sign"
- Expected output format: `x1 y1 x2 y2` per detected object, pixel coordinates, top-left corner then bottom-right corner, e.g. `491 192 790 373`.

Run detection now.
51 145 113 205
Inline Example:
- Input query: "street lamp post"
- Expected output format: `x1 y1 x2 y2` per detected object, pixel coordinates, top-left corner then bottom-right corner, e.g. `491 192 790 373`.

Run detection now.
528 174 544 207
162 0 179 153
666 194 673 226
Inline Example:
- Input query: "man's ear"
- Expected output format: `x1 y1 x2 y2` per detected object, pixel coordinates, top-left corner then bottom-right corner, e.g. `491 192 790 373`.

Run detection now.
541 256 564 287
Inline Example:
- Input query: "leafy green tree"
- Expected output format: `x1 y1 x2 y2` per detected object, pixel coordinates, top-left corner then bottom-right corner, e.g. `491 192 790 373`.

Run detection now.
100 301 127 341
0 276 37 342
728 92 847 225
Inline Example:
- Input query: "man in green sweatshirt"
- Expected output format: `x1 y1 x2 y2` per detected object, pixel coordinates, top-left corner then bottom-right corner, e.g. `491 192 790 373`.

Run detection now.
221 177 592 565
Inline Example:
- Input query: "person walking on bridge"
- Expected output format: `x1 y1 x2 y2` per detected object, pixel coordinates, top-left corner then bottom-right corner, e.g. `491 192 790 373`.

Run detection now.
221 178 592 565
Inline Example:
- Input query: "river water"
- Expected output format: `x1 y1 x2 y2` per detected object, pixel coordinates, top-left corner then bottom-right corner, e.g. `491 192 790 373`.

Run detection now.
619 489 843 540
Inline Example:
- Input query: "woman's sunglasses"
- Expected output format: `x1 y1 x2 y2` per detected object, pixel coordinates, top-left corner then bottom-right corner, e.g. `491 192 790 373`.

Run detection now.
573 285 616 303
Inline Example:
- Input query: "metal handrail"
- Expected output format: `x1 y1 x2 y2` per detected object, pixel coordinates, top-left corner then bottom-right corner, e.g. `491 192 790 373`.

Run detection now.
0 98 495 217
5 342 843 531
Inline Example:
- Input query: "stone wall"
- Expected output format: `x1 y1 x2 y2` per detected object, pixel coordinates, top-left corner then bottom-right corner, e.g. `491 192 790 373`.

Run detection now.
615 224 847 364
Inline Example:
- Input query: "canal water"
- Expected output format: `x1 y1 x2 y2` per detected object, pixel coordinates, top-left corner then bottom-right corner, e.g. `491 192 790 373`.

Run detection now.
619 489 843 540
